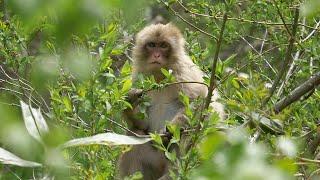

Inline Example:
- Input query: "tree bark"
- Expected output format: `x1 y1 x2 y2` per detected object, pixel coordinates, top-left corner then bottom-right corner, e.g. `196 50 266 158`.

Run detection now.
274 71 320 113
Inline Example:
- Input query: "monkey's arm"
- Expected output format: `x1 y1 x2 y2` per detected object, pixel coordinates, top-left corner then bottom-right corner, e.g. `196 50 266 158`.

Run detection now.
123 88 149 134
126 88 143 104
170 108 188 128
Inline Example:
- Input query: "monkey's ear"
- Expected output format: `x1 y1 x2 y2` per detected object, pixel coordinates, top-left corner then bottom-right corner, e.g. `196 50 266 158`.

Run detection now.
151 15 166 24
165 23 185 49
165 22 177 28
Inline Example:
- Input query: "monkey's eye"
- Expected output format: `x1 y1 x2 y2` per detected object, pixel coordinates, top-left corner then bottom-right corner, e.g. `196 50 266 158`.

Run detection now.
160 42 168 49
146 42 156 48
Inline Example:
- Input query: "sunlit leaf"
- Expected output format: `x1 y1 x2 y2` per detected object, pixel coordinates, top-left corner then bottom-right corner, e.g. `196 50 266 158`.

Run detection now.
231 79 240 89
120 61 131 76
122 79 132 93
150 133 163 145
165 151 177 162
20 101 49 143
0 147 42 167
61 133 151 148
161 68 170 77
62 97 72 113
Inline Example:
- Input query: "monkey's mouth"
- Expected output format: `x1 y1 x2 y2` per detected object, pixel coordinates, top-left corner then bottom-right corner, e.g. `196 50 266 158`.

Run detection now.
150 61 161 65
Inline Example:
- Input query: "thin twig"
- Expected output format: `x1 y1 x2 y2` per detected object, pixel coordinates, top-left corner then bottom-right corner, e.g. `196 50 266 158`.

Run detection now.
144 81 209 94
204 13 228 111
0 65 50 112
260 28 268 54
250 129 262 144
301 20 320 42
298 157 320 164
308 168 320 180
262 8 300 106
176 0 318 30
165 81 209 88
237 33 277 74
160 0 216 40
0 87 23 96
0 101 21 107
272 0 292 37
104 116 151 138
276 51 300 97
219 44 284 85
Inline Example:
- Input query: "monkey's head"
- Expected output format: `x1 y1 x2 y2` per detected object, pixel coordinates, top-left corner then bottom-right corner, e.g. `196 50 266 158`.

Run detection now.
132 23 185 74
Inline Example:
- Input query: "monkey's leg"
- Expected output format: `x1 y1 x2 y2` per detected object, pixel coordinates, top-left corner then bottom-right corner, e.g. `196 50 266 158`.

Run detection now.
158 174 171 180
170 109 188 128
118 143 169 180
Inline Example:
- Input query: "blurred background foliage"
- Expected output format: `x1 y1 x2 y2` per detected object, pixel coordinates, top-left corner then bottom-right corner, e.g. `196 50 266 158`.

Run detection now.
0 0 319 179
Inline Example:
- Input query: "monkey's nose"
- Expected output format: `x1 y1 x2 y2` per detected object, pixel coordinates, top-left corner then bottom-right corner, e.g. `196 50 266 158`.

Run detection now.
154 53 161 58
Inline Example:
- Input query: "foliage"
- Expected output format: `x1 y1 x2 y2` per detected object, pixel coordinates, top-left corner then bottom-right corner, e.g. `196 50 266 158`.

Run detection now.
0 0 319 179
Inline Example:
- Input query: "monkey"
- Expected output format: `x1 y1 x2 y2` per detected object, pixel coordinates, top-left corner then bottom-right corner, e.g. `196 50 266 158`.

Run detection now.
118 23 225 180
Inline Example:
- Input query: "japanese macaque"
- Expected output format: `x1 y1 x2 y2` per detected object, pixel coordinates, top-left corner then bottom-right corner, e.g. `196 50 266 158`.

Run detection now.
118 23 225 180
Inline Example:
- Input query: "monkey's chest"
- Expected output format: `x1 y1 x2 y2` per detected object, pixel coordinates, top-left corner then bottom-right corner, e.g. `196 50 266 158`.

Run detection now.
147 97 183 132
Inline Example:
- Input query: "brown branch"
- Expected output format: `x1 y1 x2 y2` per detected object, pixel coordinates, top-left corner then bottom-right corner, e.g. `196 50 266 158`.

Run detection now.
272 0 293 37
274 71 320 113
262 8 300 106
1 0 9 21
204 13 228 110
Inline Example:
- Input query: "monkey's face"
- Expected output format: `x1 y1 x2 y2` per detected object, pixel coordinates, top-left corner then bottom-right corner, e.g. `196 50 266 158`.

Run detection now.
144 41 171 70
133 23 185 74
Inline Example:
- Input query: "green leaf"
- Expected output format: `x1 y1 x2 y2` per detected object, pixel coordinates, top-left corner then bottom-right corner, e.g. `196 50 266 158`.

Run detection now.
120 61 131 76
179 92 190 107
231 79 240 89
165 151 176 162
199 133 225 160
161 68 170 77
223 54 237 67
167 124 180 141
122 100 133 110
150 133 163 145
121 79 132 93
63 96 72 113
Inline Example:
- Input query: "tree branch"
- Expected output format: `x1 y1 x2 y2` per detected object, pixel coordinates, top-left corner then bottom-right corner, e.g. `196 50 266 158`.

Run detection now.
204 13 228 111
262 8 300 106
274 71 320 113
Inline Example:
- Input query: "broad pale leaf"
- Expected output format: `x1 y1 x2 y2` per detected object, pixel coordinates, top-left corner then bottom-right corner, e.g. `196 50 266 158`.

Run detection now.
0 147 42 167
20 101 49 142
61 133 151 148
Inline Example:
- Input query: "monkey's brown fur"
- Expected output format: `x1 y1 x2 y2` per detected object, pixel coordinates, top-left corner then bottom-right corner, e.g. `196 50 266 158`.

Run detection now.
118 23 225 180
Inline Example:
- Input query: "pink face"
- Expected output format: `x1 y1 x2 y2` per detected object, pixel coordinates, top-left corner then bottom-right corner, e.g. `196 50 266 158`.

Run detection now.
145 41 171 69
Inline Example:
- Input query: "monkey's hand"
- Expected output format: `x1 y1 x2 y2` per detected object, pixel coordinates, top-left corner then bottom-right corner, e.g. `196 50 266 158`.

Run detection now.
160 110 189 146
171 110 189 129
123 88 148 132
126 88 143 104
